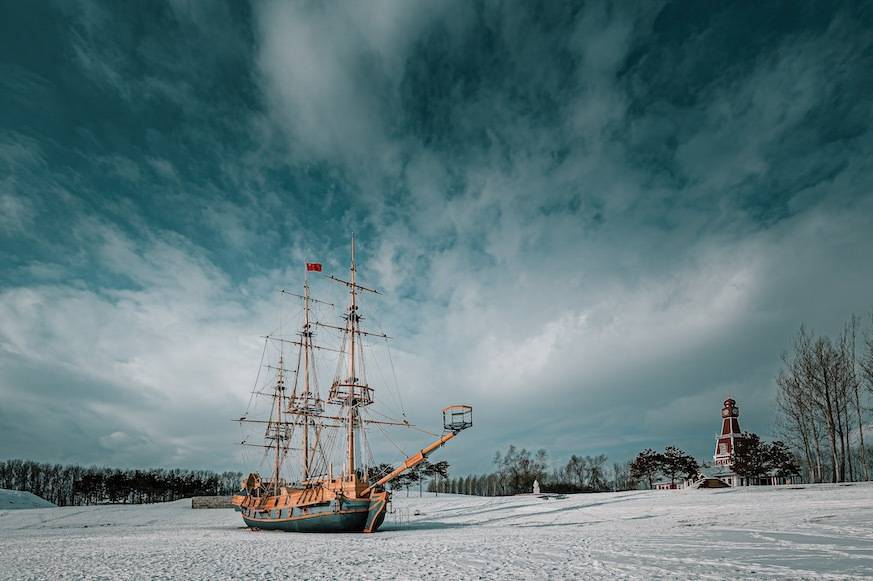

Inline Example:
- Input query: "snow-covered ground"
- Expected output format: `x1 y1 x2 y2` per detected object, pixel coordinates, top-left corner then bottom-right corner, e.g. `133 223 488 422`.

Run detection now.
1 483 872 579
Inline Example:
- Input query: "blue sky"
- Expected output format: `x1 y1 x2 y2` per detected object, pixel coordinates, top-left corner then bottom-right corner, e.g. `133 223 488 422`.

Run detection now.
1 1 872 475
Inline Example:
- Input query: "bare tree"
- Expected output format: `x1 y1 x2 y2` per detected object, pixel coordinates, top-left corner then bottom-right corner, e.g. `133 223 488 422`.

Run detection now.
587 454 608 490
776 363 816 481
776 328 828 482
799 330 842 482
776 316 873 484
565 455 588 489
857 311 873 481
840 317 867 480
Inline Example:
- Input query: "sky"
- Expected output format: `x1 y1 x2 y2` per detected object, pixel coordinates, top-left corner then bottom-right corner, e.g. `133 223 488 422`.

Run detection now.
1 1 872 476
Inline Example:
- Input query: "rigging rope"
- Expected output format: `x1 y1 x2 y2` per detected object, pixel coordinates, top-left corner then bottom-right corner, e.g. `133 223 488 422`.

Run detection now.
384 336 406 417
244 338 269 415
374 421 409 458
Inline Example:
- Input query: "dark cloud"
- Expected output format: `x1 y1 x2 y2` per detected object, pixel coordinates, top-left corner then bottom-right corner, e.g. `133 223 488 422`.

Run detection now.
1 1 872 474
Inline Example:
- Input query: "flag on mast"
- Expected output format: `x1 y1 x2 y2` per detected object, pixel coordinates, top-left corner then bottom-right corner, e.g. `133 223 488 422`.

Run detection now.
306 263 322 272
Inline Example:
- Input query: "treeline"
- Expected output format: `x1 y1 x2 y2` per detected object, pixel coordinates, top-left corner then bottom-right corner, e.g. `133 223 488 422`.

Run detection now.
426 445 635 496
776 314 873 483
629 440 800 488
0 459 242 506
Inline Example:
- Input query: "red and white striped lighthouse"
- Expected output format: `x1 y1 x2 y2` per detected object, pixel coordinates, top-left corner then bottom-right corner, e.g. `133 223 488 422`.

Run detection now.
713 398 745 466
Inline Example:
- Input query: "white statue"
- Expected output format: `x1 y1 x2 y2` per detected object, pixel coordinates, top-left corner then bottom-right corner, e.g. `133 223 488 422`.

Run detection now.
533 479 540 494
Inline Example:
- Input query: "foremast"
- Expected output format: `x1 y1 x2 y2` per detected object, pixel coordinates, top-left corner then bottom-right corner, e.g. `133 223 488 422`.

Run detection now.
272 357 285 495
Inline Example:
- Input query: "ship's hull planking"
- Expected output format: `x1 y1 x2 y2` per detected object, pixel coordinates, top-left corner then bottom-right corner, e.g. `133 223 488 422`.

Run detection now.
238 497 386 533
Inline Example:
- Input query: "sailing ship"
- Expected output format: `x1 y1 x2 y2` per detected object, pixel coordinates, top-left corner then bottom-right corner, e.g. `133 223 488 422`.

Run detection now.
231 237 472 533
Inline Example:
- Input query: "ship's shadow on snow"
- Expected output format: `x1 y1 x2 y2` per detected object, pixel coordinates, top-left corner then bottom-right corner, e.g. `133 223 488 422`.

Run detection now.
380 520 470 532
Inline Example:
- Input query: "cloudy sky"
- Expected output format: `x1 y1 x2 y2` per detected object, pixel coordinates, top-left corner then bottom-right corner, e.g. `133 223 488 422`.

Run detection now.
1 1 872 475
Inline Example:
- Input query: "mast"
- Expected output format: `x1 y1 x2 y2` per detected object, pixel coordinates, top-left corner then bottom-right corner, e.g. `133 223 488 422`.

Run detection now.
302 270 311 481
273 356 284 495
253 271 335 488
347 235 358 480
324 235 386 483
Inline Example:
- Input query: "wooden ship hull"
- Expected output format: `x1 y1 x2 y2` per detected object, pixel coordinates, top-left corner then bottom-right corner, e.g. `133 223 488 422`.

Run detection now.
234 489 389 533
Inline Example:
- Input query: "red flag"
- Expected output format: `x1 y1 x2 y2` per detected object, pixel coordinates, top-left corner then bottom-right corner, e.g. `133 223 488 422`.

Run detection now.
306 263 322 272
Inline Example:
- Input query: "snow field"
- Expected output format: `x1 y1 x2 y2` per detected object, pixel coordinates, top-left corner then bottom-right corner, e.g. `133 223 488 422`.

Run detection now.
1 483 872 579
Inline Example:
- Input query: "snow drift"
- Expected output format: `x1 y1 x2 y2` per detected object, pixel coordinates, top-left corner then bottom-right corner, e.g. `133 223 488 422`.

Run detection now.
0 488 56 510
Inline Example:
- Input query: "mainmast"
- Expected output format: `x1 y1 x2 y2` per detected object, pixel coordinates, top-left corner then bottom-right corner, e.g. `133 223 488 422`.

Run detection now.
301 273 312 480
324 234 383 482
347 236 358 480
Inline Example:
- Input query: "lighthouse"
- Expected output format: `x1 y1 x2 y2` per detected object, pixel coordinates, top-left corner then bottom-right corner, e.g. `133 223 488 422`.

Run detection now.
713 398 745 466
